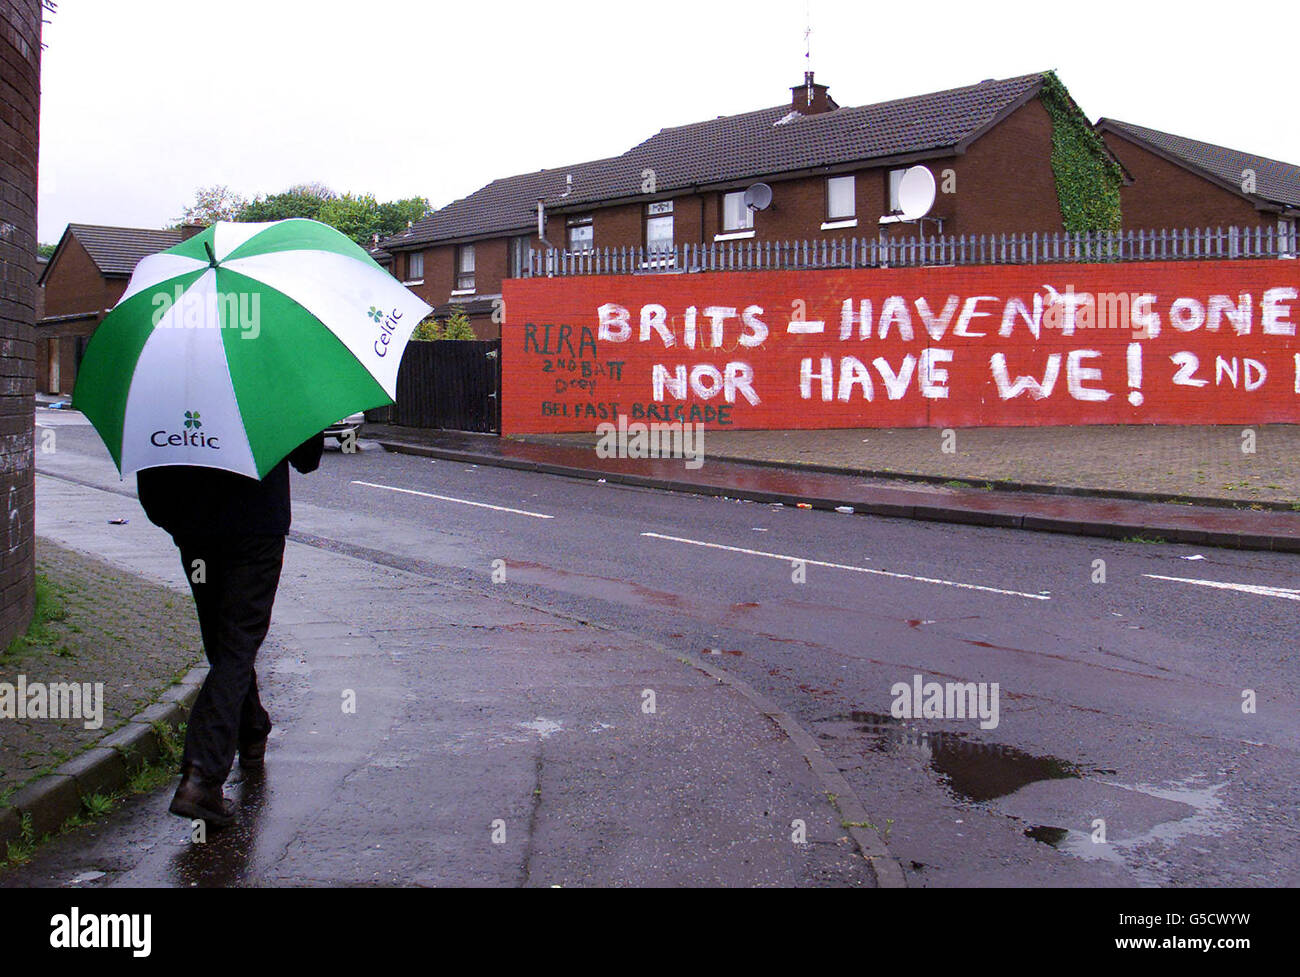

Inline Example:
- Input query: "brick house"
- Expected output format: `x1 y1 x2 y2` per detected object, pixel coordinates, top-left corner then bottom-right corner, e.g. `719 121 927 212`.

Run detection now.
34 223 197 394
1097 119 1300 234
382 71 1119 338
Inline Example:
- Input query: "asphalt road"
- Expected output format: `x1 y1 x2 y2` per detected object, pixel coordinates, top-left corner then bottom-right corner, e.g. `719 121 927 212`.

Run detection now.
26 416 1300 886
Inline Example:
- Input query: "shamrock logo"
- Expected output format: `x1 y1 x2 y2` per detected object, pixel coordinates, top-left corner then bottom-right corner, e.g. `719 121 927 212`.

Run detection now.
184 410 202 430
367 306 383 323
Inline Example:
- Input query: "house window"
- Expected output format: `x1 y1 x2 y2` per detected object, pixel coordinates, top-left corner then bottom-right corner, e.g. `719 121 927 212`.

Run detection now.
646 201 674 251
455 245 475 291
722 191 753 232
510 235 531 277
888 169 907 214
827 175 855 221
567 216 594 252
1279 217 1296 257
406 251 423 281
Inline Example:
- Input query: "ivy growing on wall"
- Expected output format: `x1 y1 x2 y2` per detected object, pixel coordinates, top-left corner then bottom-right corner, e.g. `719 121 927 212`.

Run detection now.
1040 71 1123 232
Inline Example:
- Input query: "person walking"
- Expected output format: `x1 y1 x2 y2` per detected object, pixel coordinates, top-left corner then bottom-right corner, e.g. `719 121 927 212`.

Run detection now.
136 432 325 828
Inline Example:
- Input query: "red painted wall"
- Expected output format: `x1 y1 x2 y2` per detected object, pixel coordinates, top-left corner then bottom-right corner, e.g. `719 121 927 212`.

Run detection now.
501 261 1300 433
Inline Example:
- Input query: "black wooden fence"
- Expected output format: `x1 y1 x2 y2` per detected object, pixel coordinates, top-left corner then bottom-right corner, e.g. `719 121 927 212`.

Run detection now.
368 339 500 433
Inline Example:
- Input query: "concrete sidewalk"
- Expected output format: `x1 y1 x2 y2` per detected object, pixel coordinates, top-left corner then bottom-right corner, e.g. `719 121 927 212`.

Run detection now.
5 473 893 887
365 426 1300 554
538 424 1300 509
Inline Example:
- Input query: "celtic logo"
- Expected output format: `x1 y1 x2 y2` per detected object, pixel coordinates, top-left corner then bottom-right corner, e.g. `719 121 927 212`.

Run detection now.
367 306 383 322
184 411 202 430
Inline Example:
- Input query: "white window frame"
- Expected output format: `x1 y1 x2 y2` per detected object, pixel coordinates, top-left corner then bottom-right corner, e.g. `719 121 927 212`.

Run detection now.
646 212 674 252
567 216 594 253
404 250 424 285
1279 217 1297 259
510 235 530 278
888 169 907 214
827 175 856 222
722 190 753 232
454 244 475 293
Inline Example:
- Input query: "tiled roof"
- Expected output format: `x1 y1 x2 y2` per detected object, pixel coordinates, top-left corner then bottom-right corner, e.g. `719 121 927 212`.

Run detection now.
385 72 1047 250
62 223 182 277
568 73 1045 207
381 156 624 250
1099 119 1300 210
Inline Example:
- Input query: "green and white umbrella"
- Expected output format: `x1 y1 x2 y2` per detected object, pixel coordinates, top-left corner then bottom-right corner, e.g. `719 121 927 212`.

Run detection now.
73 219 432 479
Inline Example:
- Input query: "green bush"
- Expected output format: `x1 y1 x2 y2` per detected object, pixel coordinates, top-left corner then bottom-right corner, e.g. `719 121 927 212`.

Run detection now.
411 316 442 341
411 306 476 341
440 307 476 340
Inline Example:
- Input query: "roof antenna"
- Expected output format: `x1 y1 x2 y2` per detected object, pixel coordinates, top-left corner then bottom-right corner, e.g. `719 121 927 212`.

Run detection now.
804 3 812 65
803 0 814 105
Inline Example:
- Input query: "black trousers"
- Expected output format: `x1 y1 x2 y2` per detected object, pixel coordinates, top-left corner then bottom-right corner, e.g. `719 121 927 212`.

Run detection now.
175 533 286 784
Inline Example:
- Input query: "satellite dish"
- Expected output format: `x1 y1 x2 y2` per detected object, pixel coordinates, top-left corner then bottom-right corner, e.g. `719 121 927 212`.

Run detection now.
897 166 936 220
743 183 773 211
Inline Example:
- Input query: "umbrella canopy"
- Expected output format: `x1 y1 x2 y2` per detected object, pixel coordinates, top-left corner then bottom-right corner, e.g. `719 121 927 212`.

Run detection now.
73 219 432 479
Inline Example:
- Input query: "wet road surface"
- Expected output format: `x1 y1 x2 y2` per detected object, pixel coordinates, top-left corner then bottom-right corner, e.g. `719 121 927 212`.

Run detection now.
16 417 1300 886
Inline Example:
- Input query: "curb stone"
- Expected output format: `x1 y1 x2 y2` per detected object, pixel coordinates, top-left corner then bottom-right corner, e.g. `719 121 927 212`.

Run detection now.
507 433 1300 514
375 439 1300 554
8 776 81 840
0 662 208 851
628 447 1300 514
0 806 18 845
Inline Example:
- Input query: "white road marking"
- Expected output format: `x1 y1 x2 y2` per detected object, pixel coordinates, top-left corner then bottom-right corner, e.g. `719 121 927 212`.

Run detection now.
1144 573 1300 602
352 480 554 519
640 532 1049 600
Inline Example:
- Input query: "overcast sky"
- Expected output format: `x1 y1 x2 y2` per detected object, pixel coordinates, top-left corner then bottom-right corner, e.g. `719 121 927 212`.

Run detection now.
36 0 1300 243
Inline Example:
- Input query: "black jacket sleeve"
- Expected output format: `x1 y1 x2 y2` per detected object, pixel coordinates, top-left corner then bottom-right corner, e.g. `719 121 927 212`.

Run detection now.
289 432 325 474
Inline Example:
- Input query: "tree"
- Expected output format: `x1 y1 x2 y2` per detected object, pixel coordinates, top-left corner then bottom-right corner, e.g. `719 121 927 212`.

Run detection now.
375 197 429 238
239 183 336 223
313 192 430 244
314 193 384 245
173 182 430 245
173 184 247 226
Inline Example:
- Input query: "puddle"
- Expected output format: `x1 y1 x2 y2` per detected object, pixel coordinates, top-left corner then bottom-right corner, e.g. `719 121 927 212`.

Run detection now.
840 711 1080 803
1024 825 1069 847
828 711 1235 882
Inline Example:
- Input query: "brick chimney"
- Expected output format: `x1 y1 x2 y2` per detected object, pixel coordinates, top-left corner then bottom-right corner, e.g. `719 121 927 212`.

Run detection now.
790 71 838 115
179 222 205 240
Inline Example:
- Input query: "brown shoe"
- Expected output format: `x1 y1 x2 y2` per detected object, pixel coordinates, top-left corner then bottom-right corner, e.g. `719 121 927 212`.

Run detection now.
169 766 237 828
239 734 268 770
